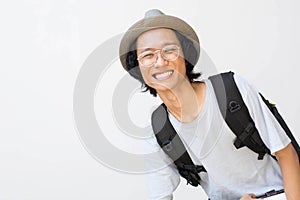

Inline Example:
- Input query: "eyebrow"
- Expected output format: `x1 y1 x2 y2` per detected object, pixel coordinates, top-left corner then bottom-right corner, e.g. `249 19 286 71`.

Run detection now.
138 42 179 53
138 48 155 54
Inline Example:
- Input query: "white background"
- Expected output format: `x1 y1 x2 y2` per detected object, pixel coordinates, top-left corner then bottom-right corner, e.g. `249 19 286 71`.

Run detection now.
1 0 300 199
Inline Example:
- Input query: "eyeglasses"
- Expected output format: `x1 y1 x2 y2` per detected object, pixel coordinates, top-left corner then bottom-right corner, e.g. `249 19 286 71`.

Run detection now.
137 45 181 67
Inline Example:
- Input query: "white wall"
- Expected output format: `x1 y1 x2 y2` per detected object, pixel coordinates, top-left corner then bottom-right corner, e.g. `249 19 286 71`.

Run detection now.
0 0 299 199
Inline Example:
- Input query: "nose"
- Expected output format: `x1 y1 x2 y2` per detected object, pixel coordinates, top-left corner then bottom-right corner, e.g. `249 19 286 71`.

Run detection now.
154 51 169 67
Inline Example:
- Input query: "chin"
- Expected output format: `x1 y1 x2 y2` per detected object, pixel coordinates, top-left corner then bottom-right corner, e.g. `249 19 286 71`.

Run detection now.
148 80 178 93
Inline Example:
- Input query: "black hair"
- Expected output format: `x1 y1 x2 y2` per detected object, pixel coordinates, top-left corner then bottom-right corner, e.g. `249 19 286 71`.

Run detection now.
125 30 201 97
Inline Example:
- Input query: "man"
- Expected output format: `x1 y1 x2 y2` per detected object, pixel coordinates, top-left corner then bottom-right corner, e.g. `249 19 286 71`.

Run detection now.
119 9 300 200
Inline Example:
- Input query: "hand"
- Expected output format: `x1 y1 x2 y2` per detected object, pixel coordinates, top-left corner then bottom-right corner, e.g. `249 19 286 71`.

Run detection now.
240 193 263 200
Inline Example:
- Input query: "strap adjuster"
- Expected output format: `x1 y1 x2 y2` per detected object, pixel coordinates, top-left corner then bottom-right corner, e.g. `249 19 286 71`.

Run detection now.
234 123 255 148
162 140 173 152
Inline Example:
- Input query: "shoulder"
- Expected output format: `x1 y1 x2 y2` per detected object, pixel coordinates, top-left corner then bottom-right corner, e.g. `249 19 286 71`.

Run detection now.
233 73 256 93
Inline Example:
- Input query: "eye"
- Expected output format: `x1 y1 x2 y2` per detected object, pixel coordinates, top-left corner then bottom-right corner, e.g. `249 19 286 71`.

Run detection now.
141 52 154 59
163 45 178 54
164 48 176 54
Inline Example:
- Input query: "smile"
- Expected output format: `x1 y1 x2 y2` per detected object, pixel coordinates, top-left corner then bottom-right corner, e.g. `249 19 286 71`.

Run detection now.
153 70 174 80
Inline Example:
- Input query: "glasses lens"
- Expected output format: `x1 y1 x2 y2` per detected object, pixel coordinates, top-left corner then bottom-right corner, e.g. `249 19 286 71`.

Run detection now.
138 51 156 67
162 45 180 61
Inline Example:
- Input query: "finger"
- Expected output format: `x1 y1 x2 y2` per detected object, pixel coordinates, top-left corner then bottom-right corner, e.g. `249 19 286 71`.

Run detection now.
249 193 256 198
240 193 259 200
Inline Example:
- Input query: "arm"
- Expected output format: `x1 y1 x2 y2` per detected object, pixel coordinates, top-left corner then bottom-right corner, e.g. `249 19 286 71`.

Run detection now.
275 143 300 200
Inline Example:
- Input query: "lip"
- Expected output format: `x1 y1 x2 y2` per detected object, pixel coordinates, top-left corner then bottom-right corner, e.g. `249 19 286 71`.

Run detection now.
152 70 174 80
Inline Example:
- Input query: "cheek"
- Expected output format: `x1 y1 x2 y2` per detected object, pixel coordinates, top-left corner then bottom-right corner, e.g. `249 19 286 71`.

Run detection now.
176 57 187 75
138 67 158 88
139 66 151 82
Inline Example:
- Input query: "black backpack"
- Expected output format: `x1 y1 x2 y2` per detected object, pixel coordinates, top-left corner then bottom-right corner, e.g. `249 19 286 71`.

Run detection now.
151 71 300 186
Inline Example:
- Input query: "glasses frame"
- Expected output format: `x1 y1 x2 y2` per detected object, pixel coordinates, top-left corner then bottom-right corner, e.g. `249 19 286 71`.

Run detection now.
137 45 181 68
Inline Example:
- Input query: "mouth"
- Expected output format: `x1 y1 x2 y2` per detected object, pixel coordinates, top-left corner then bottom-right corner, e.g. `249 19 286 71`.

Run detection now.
152 70 174 80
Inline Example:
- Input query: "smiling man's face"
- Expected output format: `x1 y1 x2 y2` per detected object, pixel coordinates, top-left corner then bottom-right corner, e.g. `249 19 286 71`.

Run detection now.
136 28 187 93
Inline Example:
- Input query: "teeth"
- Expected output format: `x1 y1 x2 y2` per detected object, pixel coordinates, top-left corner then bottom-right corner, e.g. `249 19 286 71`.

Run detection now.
154 71 173 80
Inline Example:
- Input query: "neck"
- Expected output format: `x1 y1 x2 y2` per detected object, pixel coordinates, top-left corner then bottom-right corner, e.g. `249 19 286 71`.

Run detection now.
157 80 205 123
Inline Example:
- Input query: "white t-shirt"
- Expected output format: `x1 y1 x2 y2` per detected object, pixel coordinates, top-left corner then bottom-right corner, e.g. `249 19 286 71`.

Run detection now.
143 74 291 200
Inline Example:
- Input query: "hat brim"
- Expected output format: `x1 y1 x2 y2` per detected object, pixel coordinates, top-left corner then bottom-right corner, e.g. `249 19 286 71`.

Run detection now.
119 15 200 70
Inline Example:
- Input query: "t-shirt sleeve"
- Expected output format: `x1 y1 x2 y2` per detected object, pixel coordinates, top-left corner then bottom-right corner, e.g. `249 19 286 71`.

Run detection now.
233 74 291 155
143 130 181 200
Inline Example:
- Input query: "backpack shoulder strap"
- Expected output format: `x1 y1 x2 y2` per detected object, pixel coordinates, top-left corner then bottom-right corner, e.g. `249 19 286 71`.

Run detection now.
151 103 206 187
209 71 270 160
259 94 300 162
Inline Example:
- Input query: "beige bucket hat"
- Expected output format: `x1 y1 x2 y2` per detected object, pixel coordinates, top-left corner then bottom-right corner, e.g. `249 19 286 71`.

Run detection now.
119 9 200 70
